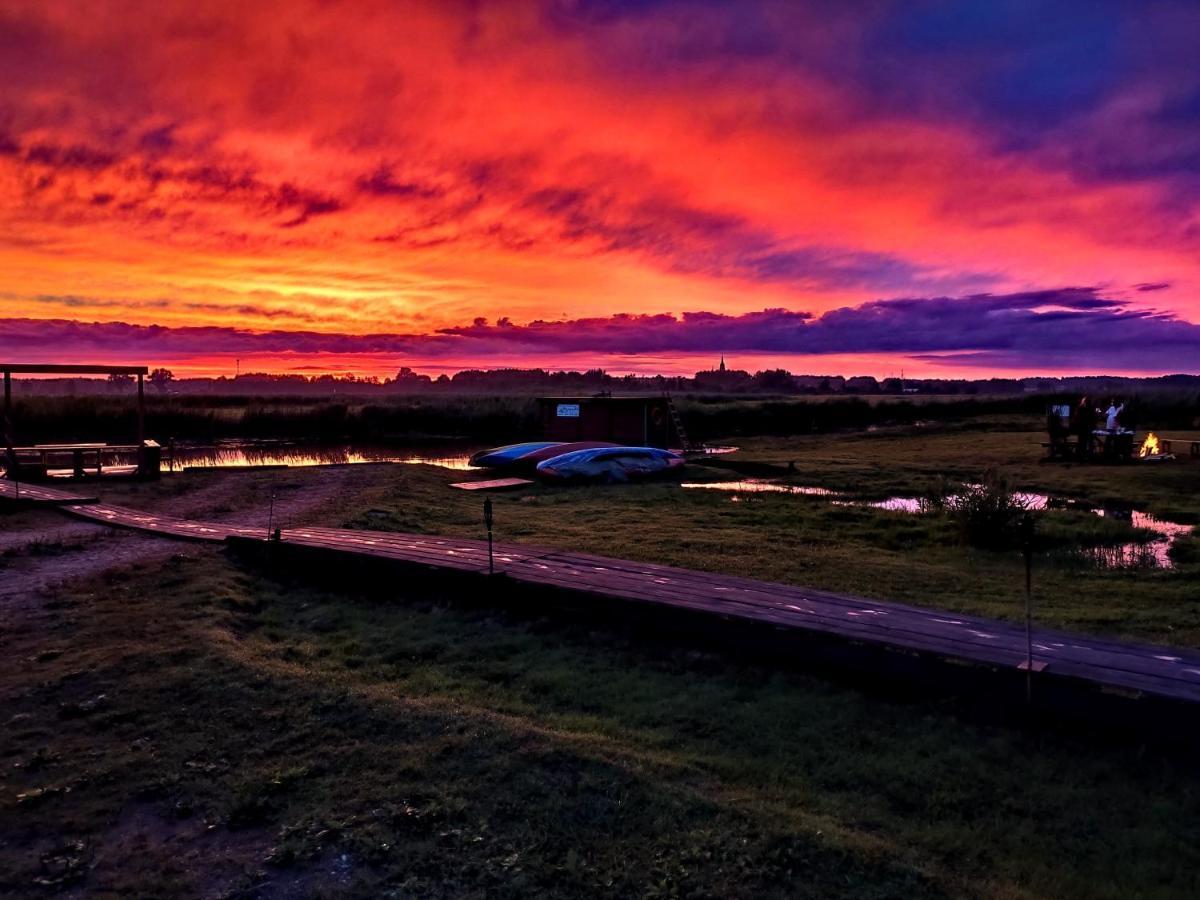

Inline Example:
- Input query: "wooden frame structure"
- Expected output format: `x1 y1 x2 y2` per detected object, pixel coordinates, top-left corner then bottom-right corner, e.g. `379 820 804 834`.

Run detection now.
2 363 152 478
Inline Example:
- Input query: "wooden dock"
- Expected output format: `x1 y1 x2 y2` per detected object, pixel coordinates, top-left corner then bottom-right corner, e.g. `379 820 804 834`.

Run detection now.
8 480 1200 711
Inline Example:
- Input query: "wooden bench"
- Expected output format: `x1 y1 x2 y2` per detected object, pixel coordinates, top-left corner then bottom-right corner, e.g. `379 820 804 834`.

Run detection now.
1159 439 1200 458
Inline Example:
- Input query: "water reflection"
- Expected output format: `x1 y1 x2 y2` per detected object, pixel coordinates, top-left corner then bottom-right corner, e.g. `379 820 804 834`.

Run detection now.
679 481 836 496
1085 508 1191 569
867 496 924 513
1080 542 1168 570
1094 508 1192 541
681 478 1193 570
167 442 475 471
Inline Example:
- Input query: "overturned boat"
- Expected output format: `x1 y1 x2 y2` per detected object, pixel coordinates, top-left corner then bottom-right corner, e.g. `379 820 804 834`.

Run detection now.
510 440 618 469
536 446 685 482
469 440 620 470
469 441 564 468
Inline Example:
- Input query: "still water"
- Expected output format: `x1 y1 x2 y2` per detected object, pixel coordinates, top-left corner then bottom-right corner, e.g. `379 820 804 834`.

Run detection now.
681 478 1193 570
166 441 475 471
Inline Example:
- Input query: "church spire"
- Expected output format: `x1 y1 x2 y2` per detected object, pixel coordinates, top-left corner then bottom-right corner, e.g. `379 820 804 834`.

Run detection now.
719 355 726 372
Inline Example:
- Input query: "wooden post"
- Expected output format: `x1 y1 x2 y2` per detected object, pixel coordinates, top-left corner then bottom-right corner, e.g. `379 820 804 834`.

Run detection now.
136 373 145 446
3 370 12 457
3 369 13 483
136 372 145 475
1021 512 1036 706
1024 542 1033 703
484 497 494 575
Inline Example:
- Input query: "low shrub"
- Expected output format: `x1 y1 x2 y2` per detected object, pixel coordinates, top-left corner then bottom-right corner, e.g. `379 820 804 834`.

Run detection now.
948 470 1035 550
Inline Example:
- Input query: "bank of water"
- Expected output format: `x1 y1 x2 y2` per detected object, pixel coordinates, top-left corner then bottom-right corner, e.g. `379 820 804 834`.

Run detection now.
681 479 1193 570
164 440 476 471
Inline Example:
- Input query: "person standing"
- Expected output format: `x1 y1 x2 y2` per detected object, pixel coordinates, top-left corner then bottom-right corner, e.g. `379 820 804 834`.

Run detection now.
1105 399 1125 432
1073 396 1095 460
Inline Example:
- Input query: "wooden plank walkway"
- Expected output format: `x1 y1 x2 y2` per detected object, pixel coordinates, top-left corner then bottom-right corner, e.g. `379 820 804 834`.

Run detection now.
450 477 535 491
0 480 98 504
8 480 1200 706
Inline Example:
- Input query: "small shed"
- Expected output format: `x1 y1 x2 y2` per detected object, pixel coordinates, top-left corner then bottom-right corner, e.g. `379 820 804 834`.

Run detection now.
537 395 677 449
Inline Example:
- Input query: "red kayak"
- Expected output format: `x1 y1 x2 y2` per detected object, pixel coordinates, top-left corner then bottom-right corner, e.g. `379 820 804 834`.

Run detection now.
514 441 618 468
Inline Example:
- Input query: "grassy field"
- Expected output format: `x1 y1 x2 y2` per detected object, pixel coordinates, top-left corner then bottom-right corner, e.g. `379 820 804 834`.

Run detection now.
37 420 1200 647
4 419 1200 896
725 426 1200 521
4 545 1200 897
302 426 1198 648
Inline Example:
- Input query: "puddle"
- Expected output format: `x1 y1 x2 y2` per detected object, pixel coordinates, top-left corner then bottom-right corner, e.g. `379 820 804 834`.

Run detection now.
1084 509 1192 568
682 478 1193 569
1078 543 1170 570
868 490 1050 515
865 496 924 513
679 481 835 496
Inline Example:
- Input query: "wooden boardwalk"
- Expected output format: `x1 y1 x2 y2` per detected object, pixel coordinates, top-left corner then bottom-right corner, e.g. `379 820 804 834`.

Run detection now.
0 480 98 504
7 480 1200 708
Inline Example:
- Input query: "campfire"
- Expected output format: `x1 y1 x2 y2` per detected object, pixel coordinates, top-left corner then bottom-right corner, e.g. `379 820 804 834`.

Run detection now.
1138 432 1174 462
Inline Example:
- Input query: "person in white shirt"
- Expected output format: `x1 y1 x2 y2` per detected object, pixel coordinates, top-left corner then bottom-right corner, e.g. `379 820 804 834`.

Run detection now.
1105 400 1124 432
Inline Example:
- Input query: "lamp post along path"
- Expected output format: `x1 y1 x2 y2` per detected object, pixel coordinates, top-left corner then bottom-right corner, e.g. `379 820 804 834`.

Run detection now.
1021 512 1037 704
484 498 494 575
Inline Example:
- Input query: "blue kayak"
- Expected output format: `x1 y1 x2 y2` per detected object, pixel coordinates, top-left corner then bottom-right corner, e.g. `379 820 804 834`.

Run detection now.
470 441 564 468
536 446 685 482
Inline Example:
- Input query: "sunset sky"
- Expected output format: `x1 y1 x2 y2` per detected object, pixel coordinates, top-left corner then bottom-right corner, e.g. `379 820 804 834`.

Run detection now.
2 0 1199 377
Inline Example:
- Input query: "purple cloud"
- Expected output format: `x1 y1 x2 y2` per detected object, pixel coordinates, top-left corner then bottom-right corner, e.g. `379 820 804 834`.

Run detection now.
3 287 1198 372
356 165 446 199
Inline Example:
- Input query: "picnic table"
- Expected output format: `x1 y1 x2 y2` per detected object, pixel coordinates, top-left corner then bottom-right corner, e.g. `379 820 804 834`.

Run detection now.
1092 430 1135 463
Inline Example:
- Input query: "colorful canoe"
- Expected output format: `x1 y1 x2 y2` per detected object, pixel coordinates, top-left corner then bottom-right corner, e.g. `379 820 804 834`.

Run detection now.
511 441 619 468
536 446 685 482
469 441 564 468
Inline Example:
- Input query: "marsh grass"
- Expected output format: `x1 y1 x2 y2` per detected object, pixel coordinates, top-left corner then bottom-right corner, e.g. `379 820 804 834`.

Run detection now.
5 422 1200 895
945 470 1032 550
724 428 1200 525
15 390 1199 446
314 459 1200 647
8 394 540 444
4 554 1200 897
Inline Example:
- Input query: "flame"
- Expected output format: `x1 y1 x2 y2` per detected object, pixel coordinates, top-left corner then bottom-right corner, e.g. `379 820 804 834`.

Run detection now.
1139 432 1161 457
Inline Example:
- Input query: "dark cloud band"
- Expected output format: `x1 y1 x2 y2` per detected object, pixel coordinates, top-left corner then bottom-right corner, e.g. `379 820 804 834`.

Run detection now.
3 287 1197 372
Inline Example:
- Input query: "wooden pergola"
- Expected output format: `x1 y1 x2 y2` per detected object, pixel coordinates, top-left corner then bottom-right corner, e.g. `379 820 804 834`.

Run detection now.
3 363 151 475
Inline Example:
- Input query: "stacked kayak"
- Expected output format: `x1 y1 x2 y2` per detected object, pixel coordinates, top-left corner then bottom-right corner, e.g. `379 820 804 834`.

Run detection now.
510 441 617 468
469 440 685 482
470 441 618 471
469 441 564 468
536 446 684 482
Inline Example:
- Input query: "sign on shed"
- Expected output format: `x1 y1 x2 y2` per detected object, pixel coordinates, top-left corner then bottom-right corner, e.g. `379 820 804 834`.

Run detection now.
537 395 675 448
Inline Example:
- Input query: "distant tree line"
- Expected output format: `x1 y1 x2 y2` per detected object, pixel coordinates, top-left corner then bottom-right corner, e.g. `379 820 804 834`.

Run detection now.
16 366 1200 400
